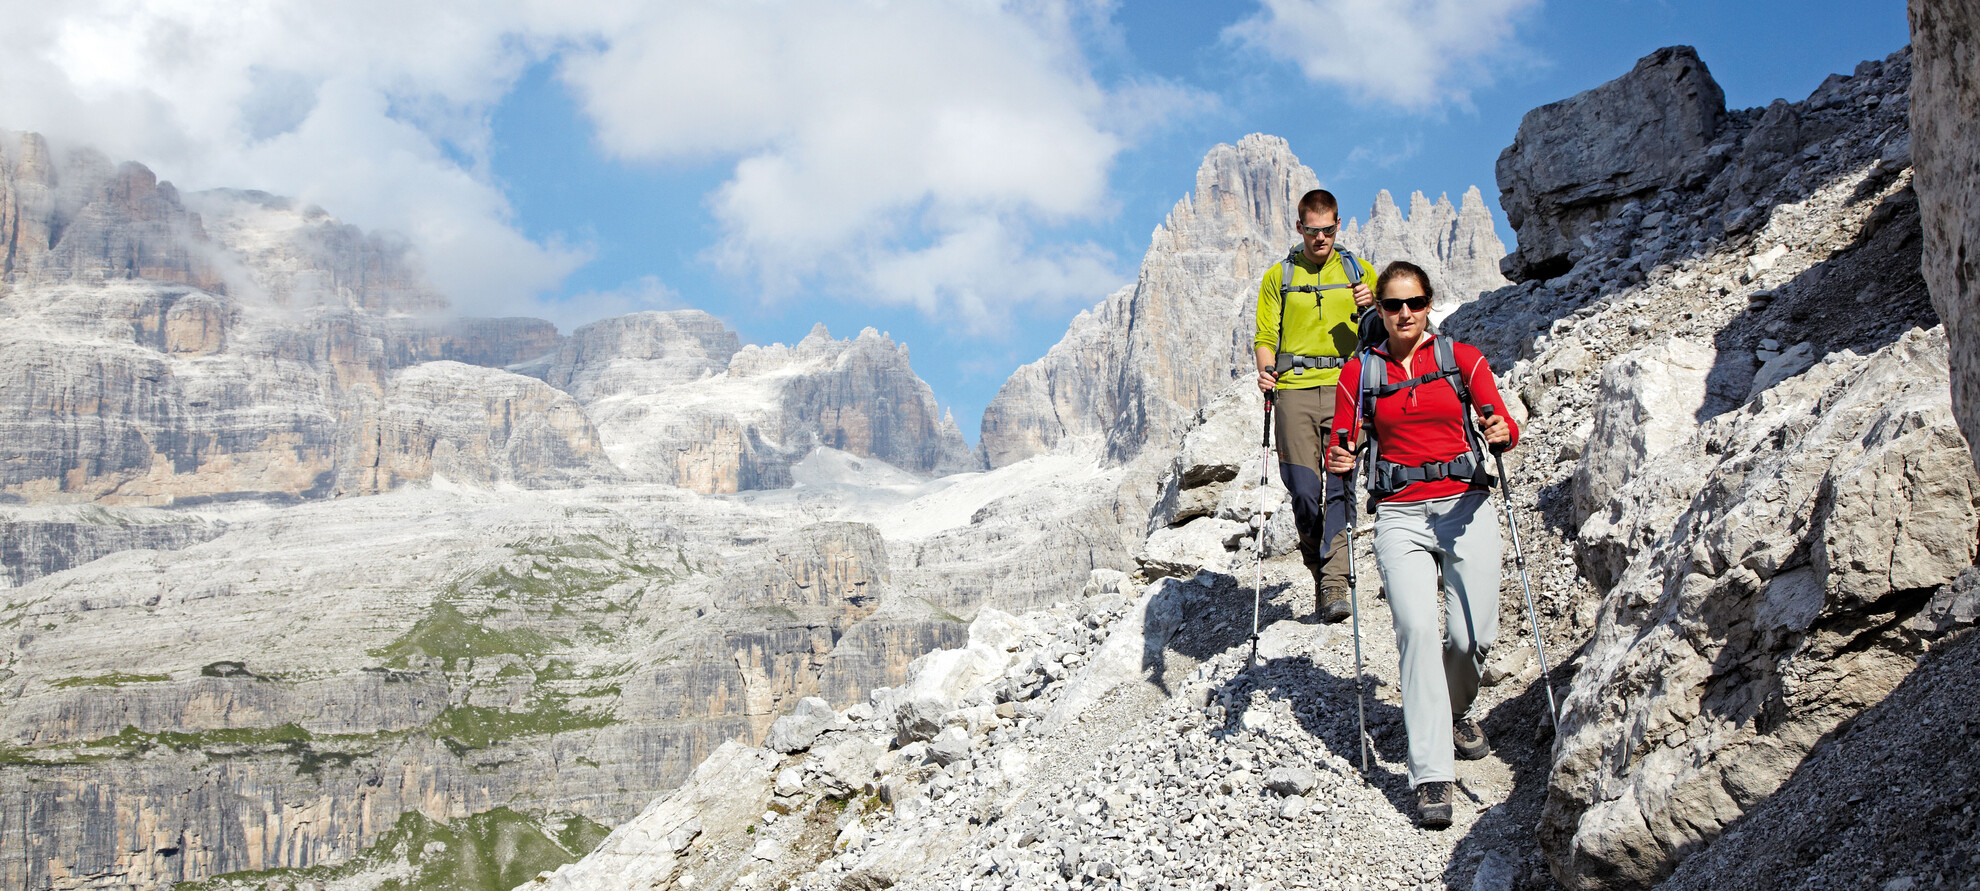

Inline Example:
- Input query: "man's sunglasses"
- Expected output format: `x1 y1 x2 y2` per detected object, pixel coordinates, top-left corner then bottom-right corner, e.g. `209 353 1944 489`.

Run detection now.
1299 224 1340 238
1378 296 1431 312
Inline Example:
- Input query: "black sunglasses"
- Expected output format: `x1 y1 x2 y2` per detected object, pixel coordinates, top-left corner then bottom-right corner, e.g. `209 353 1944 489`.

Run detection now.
1378 296 1431 312
1299 223 1340 237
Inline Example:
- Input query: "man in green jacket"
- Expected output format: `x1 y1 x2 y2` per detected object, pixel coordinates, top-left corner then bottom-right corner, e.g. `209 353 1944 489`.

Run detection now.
1254 188 1375 623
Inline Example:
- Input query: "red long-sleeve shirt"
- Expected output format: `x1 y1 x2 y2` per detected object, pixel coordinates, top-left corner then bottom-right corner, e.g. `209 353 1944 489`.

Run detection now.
1333 335 1519 504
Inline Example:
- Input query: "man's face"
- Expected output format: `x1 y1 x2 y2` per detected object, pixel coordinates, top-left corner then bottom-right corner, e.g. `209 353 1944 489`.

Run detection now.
1299 209 1340 261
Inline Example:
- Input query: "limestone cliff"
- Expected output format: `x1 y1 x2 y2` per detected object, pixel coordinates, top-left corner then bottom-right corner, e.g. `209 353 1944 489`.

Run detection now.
0 487 968 891
570 320 979 493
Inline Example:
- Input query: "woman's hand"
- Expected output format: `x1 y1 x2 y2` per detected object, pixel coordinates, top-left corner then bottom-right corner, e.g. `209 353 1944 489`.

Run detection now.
1326 443 1355 474
1478 411 1510 446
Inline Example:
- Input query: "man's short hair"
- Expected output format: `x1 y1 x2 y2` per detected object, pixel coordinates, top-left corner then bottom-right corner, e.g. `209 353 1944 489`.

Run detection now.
1297 189 1339 223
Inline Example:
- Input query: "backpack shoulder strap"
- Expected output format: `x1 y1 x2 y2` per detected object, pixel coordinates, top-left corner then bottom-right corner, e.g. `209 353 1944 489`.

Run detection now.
1275 254 1297 350
1436 336 1469 404
1336 247 1363 286
1437 337 1490 463
1358 348 1386 426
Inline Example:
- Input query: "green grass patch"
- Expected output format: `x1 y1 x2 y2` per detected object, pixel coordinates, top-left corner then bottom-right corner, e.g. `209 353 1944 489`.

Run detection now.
7 724 387 774
429 703 616 755
175 807 610 891
372 602 564 671
51 672 172 688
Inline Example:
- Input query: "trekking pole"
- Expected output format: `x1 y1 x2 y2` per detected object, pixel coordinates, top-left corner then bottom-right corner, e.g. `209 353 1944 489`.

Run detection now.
1338 430 1370 771
1480 405 1558 726
1249 391 1276 667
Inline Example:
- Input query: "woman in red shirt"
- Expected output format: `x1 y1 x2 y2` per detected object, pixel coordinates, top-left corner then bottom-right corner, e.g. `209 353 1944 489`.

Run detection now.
1325 260 1518 829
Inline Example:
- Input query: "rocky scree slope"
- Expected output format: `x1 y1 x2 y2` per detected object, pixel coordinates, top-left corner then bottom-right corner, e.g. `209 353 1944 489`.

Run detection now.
527 555 1563 891
1452 44 1979 889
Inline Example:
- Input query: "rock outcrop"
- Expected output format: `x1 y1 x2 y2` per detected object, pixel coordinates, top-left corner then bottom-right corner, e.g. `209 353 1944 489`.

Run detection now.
1497 47 1729 281
1340 185 1511 312
1911 0 1980 474
567 321 979 493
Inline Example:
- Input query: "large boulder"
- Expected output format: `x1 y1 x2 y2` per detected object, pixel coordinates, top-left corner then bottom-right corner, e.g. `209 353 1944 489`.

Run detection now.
1542 328 1980 889
1911 0 1980 475
1498 47 1727 280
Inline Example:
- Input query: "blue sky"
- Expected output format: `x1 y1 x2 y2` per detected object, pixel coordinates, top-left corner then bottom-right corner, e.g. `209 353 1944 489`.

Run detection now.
1 0 1912 446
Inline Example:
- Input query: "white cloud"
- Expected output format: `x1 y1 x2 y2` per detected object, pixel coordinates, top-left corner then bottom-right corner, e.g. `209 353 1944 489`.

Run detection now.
1225 0 1541 108
558 0 1185 329
0 0 595 316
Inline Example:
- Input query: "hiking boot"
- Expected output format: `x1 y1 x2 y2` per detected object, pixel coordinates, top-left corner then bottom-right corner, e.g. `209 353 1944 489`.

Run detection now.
1454 716 1491 761
1316 588 1351 624
1416 781 1453 829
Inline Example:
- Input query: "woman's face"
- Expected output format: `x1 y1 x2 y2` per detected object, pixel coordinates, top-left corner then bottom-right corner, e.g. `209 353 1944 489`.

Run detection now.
1378 276 1432 345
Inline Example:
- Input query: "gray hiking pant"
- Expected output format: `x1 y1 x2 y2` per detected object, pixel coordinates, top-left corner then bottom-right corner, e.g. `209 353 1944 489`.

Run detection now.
1372 489 1501 786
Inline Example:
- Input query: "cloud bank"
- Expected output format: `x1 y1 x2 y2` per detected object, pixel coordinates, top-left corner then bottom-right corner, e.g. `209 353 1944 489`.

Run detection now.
1226 0 1542 108
0 0 1201 333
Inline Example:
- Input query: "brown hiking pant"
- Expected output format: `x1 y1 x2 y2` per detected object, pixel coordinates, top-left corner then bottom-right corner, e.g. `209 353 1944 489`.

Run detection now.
1273 385 1351 599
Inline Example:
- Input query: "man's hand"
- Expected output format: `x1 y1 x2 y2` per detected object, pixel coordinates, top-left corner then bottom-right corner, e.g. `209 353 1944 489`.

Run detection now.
1257 366 1277 393
1352 282 1374 309
1478 410 1511 445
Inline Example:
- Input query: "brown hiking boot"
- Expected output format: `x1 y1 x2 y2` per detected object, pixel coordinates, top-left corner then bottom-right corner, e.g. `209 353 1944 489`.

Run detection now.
1416 781 1453 829
1455 716 1491 760
1317 588 1351 624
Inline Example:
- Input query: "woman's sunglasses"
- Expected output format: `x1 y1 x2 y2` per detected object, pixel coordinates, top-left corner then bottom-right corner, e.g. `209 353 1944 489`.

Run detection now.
1378 296 1431 312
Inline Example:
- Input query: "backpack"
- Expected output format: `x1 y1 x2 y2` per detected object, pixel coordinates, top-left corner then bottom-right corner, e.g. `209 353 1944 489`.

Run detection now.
1356 335 1493 497
1271 246 1367 376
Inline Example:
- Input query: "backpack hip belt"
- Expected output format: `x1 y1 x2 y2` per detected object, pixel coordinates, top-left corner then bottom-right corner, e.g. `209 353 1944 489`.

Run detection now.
1370 451 1490 498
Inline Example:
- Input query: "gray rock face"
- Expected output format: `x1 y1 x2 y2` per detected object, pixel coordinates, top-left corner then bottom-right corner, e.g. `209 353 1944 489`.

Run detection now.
0 131 224 293
1569 337 1716 538
0 505 225 587
1547 329 1980 890
545 311 740 401
1911 0 1980 474
1497 46 1728 280
1340 186 1511 312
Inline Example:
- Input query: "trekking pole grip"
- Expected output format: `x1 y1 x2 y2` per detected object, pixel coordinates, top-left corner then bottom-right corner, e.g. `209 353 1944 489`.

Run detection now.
1480 404 1508 455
